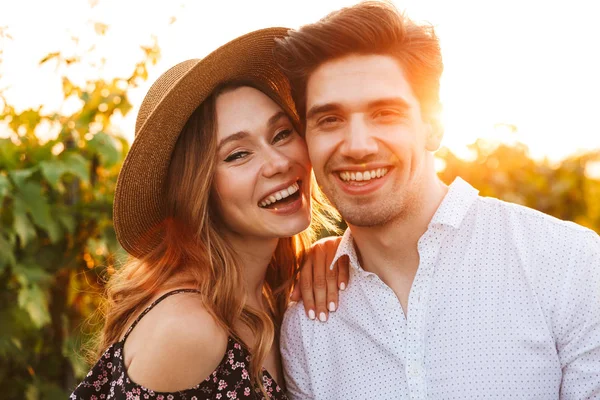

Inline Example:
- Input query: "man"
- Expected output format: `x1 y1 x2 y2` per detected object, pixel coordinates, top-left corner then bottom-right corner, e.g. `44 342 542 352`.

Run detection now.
274 2 600 399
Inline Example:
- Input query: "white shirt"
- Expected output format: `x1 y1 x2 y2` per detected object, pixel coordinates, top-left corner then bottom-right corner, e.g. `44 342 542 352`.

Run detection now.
281 177 600 400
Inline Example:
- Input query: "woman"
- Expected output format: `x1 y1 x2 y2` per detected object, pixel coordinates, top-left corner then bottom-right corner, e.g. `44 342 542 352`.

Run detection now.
70 28 342 399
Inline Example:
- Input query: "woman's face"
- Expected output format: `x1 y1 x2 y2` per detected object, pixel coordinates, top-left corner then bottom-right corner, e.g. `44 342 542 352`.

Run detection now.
213 86 311 240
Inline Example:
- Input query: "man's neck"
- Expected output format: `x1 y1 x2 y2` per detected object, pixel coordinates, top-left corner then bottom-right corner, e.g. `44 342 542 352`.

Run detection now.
349 177 448 277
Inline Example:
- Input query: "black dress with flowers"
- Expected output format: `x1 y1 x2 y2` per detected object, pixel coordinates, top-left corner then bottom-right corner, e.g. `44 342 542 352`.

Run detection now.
70 289 288 400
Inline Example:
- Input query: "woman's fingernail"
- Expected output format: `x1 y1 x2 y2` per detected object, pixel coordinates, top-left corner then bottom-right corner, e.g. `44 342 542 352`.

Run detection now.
329 302 336 312
308 309 315 320
340 282 346 291
319 312 327 322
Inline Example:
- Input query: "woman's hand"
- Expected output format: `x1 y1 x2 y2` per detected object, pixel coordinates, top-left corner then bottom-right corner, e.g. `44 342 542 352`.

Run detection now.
290 236 349 322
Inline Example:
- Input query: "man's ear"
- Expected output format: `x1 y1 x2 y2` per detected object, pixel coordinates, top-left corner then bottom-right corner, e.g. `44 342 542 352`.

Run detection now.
425 118 444 152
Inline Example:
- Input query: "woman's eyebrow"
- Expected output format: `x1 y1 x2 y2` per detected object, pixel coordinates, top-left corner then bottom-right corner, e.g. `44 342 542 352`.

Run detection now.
217 131 249 151
217 111 288 151
267 111 287 127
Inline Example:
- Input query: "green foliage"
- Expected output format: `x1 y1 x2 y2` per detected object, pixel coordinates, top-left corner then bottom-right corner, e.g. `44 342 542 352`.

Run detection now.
437 140 600 233
0 31 159 398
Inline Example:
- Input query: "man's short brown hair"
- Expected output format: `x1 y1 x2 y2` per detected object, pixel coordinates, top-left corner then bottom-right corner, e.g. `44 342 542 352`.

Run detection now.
274 1 443 124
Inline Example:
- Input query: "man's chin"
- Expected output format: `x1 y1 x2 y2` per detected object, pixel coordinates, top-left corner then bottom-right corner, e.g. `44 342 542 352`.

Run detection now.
336 203 397 228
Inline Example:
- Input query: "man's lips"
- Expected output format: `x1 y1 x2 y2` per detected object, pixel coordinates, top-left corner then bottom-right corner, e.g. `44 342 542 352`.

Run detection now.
332 166 393 195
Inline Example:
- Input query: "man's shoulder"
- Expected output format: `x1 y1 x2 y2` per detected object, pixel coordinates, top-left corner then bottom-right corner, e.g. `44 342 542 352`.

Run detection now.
475 195 596 239
282 300 311 337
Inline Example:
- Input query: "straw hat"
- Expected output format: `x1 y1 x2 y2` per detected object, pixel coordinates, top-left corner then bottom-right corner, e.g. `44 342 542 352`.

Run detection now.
113 27 297 258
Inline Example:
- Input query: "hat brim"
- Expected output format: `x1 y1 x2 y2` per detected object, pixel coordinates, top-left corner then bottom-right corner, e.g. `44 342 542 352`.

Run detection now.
113 27 295 258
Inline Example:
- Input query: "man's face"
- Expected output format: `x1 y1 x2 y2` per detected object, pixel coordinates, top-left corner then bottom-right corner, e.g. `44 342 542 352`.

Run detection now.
304 54 441 227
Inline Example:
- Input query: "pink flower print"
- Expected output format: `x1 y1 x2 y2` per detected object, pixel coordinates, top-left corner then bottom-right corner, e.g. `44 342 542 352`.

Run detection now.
218 379 228 390
216 394 222 399
241 369 249 380
167 395 174 400
244 387 251 396
91 396 98 400
227 390 238 399
234 343 241 350
157 395 164 400
191 397 198 400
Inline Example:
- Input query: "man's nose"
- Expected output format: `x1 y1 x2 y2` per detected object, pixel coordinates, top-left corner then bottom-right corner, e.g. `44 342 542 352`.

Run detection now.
339 116 378 160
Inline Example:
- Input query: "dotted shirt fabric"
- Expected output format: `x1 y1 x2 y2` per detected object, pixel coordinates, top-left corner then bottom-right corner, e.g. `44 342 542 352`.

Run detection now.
281 177 600 400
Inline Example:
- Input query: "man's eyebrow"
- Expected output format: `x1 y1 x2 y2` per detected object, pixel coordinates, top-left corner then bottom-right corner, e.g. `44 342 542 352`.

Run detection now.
217 111 288 151
306 103 343 121
367 97 411 110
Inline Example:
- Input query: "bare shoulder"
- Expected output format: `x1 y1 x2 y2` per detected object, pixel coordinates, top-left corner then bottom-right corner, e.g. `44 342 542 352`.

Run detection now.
124 292 228 392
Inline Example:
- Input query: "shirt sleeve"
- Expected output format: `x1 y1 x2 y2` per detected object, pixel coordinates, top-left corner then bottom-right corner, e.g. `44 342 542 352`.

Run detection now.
556 230 600 399
280 302 315 400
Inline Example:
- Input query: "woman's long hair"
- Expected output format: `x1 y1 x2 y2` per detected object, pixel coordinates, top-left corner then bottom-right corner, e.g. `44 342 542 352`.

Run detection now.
92 82 339 394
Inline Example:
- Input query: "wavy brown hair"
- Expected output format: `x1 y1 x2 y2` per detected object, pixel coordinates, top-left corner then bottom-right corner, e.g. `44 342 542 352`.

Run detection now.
274 1 443 126
91 82 339 395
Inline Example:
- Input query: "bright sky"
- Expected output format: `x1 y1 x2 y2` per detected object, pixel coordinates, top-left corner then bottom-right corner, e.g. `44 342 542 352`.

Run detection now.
1 0 599 161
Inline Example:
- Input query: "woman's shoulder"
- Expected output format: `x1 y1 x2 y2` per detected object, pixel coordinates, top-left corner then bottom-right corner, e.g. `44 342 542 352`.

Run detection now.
124 290 229 392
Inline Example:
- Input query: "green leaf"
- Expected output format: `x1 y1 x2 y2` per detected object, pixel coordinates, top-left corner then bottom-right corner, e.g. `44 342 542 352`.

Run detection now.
0 173 11 200
13 200 37 247
0 138 19 169
62 152 90 183
13 262 52 285
88 131 120 166
0 234 16 272
39 160 67 190
8 168 36 189
17 283 51 328
14 181 62 243
14 263 52 329
56 211 76 234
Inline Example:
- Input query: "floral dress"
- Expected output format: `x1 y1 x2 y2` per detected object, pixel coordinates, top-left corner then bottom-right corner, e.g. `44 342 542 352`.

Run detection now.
70 289 288 400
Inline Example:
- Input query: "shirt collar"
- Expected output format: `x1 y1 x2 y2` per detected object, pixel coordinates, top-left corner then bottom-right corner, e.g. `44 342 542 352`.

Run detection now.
328 177 479 271
329 229 362 271
429 177 479 229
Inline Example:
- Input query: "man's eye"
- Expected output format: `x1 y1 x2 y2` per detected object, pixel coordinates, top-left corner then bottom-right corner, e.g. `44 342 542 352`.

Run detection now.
374 110 401 119
224 151 249 162
273 129 293 143
319 116 340 126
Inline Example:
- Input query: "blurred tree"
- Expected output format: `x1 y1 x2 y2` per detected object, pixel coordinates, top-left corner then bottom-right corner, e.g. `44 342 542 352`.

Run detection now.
0 26 160 399
437 140 600 233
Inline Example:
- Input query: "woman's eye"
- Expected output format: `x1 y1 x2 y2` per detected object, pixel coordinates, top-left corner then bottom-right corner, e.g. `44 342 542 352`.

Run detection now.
273 129 293 143
224 151 249 162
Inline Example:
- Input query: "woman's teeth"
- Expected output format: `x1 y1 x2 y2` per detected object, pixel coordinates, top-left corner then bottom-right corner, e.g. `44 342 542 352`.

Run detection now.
339 168 389 182
259 182 300 207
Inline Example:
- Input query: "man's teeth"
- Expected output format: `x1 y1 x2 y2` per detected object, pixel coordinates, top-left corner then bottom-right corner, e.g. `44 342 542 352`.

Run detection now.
339 168 389 182
260 182 300 207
